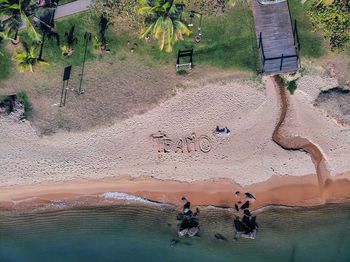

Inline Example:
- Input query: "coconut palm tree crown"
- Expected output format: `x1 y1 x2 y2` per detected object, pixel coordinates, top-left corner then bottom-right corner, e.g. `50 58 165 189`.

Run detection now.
138 0 191 52
0 0 41 43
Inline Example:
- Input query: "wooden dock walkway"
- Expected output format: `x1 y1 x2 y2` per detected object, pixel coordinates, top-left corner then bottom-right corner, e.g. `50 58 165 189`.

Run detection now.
251 0 299 75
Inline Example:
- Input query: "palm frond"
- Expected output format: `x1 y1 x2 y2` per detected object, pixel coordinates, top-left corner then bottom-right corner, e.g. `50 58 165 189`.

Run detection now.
138 0 191 52
137 6 153 14
140 23 155 39
13 42 39 73
164 17 174 52
22 13 41 43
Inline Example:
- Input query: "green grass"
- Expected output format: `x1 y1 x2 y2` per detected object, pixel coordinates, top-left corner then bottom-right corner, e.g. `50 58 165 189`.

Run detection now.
7 0 328 77
289 0 325 58
0 91 32 118
0 47 12 80
42 13 100 67
287 80 297 94
138 4 259 72
18 12 124 69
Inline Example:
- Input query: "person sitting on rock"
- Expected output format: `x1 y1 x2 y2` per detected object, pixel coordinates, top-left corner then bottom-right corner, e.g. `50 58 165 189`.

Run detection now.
182 197 192 214
193 207 200 218
234 216 244 232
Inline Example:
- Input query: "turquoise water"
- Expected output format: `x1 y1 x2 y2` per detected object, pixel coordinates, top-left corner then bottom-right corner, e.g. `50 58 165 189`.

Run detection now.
1 203 349 262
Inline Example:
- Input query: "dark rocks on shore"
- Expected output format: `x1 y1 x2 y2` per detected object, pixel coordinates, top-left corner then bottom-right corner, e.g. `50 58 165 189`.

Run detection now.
170 239 179 247
177 198 200 238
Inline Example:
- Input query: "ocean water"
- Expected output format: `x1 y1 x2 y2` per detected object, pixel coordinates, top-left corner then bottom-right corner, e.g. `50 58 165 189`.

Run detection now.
0 202 349 262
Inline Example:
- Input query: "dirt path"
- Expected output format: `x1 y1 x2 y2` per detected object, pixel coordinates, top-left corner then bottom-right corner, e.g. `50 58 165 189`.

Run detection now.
271 75 330 188
55 0 92 19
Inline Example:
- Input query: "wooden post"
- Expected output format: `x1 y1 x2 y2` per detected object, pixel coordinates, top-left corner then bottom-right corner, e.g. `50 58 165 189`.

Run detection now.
280 54 284 71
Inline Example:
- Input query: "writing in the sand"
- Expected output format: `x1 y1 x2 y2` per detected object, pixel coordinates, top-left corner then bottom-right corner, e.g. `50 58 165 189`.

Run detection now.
151 132 212 153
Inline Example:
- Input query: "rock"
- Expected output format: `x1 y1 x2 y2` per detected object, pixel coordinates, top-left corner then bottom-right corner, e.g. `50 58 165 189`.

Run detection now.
214 233 228 241
170 239 179 247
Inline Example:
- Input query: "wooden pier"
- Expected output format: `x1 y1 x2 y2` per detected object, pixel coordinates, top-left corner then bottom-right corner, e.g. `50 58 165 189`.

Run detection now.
252 0 300 74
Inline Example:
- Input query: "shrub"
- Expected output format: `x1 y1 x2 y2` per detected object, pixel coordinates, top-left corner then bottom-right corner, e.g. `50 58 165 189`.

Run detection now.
307 0 350 51
16 91 32 118
288 80 298 94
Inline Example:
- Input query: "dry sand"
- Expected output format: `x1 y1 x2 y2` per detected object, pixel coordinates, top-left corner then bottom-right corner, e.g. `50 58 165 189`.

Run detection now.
0 75 349 208
283 76 350 176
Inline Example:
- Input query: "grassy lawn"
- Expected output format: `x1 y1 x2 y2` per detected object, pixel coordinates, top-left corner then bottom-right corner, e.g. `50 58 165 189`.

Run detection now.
16 11 128 72
38 13 122 67
288 0 325 58
7 2 320 78
137 3 259 72
0 48 12 80
11 3 258 76
40 13 97 67
2 0 335 80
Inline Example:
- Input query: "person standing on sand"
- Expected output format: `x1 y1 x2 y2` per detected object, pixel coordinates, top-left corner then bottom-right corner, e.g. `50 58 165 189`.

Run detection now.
182 197 192 216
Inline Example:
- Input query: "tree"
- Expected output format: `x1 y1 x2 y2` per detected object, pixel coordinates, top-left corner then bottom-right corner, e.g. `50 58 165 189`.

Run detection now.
301 0 336 5
90 0 119 19
138 0 191 52
89 0 118 50
13 41 47 72
60 25 77 56
34 7 59 60
307 0 350 50
0 0 41 43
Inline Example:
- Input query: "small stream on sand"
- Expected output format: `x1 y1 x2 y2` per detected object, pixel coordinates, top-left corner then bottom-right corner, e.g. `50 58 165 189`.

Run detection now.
270 76 330 188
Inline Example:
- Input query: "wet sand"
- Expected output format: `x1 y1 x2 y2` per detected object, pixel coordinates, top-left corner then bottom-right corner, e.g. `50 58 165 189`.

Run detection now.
1 172 349 211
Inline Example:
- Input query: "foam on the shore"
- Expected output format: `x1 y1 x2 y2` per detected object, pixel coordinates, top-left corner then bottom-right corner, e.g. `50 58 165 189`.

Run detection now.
100 192 158 205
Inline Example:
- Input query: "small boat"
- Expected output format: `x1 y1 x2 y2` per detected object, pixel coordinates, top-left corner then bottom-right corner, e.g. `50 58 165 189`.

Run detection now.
235 229 257 240
187 226 199 237
178 226 200 237
178 228 188 237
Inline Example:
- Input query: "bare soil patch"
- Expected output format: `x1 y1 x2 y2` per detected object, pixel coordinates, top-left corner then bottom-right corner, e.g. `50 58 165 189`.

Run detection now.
318 53 350 87
314 87 350 125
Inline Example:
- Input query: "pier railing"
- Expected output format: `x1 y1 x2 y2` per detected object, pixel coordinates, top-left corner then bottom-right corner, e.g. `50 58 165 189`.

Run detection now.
257 20 300 73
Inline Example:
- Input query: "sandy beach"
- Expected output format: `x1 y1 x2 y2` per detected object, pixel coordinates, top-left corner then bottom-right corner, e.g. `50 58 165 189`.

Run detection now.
1 75 350 210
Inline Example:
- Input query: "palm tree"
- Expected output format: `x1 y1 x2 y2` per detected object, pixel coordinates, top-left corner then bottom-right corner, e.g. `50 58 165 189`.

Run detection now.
34 7 59 60
0 0 41 44
138 0 191 53
301 0 335 5
13 41 47 72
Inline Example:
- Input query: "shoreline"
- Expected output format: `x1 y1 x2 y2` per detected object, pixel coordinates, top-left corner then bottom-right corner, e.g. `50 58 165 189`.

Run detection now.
1 173 349 212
